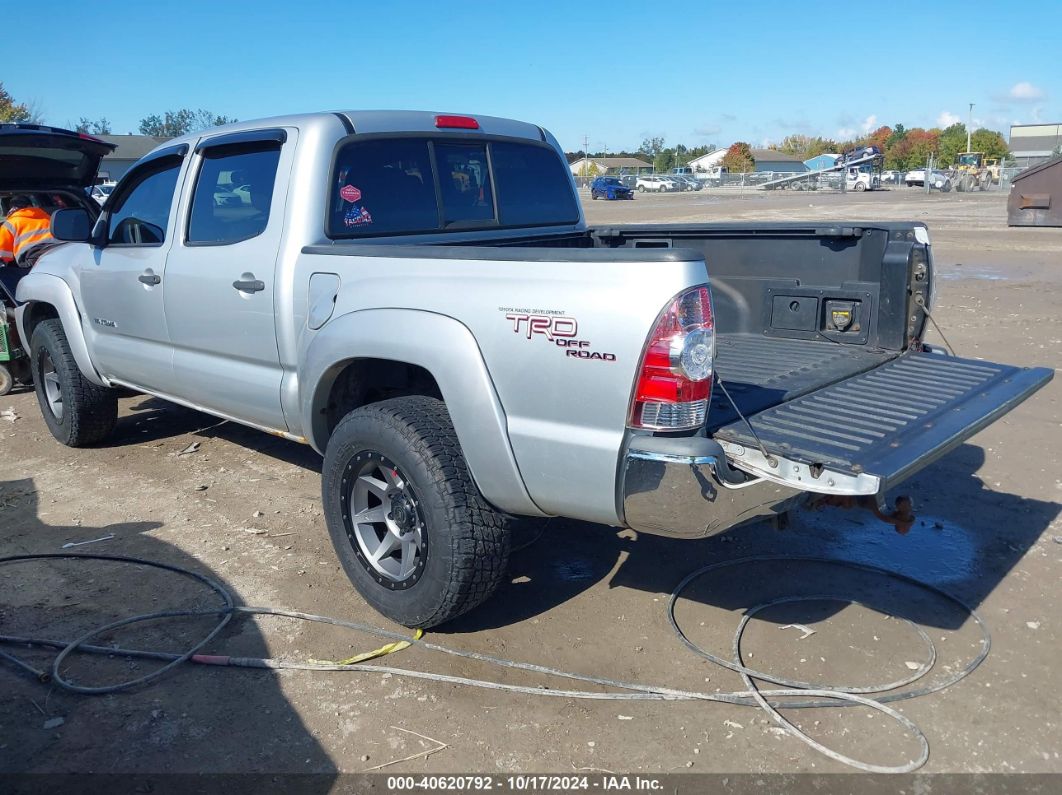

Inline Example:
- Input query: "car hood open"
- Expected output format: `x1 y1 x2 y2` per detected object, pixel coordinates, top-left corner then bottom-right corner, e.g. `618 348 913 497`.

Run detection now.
0 124 115 191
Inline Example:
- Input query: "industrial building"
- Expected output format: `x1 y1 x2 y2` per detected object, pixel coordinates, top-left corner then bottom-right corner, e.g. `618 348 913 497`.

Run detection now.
1009 124 1062 169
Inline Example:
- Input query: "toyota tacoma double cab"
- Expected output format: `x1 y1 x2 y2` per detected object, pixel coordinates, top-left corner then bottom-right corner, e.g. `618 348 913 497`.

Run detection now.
12 112 1052 627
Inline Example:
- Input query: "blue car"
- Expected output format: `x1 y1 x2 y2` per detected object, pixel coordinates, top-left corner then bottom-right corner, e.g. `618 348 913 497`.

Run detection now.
590 176 634 200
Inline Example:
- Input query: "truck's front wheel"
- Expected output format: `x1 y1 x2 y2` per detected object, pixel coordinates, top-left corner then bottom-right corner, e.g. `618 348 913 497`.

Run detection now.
29 319 117 447
322 396 510 628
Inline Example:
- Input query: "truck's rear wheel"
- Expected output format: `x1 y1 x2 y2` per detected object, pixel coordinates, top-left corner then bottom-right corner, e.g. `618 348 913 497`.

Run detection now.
30 319 116 447
322 396 510 628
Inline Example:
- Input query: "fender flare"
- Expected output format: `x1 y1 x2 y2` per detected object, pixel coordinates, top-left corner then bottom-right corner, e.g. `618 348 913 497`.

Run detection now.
300 308 545 518
14 272 106 387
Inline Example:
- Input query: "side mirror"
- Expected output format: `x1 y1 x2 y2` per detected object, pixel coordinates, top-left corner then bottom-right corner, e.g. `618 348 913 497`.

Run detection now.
50 208 93 242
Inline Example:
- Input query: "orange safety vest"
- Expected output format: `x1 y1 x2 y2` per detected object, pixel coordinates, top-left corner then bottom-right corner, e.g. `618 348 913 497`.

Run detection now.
0 207 54 263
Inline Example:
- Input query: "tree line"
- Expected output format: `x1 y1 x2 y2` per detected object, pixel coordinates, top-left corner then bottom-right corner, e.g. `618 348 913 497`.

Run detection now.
568 122 1011 174
1 81 236 137
73 109 238 137
766 123 1010 171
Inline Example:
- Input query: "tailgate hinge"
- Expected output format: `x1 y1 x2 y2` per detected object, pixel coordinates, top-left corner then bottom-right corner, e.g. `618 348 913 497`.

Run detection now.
717 440 881 496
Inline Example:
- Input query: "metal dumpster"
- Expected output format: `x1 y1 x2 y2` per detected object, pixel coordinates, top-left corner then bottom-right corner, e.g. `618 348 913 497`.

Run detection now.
1008 155 1062 227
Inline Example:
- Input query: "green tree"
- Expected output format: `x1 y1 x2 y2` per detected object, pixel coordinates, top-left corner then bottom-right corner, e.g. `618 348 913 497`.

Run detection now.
886 123 907 149
138 108 237 137
0 82 30 123
969 128 1009 160
936 123 968 167
638 136 665 160
722 142 755 173
654 150 676 172
76 117 112 135
773 135 837 160
687 144 717 159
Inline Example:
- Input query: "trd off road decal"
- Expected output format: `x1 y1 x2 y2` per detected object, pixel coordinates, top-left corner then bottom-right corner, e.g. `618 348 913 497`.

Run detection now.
500 308 616 362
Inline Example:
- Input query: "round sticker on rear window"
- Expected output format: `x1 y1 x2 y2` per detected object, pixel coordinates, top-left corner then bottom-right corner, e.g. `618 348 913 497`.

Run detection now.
340 185 362 203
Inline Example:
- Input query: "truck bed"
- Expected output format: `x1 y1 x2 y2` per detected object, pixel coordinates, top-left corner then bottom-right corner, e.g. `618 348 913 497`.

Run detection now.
708 334 895 431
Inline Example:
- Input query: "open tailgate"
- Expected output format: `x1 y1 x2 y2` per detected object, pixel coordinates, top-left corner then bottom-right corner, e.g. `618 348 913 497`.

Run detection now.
713 353 1053 495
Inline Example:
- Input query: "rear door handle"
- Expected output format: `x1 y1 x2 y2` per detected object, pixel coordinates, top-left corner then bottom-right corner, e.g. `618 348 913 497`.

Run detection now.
138 272 161 286
232 278 265 293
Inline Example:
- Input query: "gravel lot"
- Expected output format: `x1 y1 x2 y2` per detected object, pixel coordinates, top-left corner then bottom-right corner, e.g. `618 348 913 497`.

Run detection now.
2 188 1059 780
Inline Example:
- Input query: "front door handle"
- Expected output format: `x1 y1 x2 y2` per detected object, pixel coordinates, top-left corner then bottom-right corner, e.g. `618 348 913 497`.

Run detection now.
138 272 161 286
232 278 265 293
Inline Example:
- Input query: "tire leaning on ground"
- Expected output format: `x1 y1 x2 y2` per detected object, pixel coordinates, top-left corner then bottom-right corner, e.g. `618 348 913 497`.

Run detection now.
29 318 117 447
0 364 12 396
322 396 511 628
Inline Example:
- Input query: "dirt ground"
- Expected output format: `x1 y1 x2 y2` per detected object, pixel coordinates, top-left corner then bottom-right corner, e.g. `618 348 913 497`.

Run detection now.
1 187 1059 782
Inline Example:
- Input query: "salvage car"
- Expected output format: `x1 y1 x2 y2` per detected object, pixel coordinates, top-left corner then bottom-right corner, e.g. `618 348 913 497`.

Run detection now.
590 176 633 200
14 111 1052 628
905 168 952 191
636 174 675 192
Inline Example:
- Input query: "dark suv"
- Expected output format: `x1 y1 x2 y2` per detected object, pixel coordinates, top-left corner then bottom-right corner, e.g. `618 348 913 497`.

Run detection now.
590 176 634 200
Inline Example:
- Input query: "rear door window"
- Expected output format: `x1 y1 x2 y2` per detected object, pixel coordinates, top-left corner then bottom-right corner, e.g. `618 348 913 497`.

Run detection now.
329 137 577 238
187 143 282 245
331 139 439 236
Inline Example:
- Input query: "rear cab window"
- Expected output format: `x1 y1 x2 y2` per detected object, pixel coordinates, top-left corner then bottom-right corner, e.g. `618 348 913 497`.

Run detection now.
328 135 578 238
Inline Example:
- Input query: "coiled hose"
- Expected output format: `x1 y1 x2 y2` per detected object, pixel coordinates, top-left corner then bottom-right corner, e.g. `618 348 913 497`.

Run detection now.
0 553 990 774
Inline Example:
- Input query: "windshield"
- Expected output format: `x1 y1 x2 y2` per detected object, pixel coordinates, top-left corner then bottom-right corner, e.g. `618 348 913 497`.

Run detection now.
329 136 579 237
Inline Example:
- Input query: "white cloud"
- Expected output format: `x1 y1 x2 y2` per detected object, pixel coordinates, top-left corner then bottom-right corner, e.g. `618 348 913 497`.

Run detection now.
837 127 856 140
861 114 878 133
937 111 962 127
1009 82 1046 101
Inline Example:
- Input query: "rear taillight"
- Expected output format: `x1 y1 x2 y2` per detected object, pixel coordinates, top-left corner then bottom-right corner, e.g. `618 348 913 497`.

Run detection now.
628 286 715 431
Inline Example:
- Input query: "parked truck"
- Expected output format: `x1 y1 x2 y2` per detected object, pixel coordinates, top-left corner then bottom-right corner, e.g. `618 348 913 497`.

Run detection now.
9 113 1053 628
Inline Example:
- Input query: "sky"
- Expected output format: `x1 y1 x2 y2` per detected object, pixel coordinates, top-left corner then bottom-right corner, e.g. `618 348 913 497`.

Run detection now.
4 0 1060 153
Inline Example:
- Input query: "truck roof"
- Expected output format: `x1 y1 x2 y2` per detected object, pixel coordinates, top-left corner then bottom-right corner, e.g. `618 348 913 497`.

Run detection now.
150 110 551 159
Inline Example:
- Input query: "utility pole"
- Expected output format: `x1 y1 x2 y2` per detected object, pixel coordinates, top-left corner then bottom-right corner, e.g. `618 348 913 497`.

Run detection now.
967 103 974 152
583 134 590 179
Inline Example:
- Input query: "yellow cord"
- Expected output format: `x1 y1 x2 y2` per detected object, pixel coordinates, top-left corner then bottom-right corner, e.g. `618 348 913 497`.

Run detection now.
310 628 424 666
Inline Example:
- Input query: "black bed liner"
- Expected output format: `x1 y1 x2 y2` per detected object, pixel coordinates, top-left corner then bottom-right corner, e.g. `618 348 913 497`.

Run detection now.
713 351 1052 490
709 334 895 431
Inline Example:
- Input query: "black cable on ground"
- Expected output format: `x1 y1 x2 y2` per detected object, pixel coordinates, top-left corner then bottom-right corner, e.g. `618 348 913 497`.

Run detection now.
0 552 991 773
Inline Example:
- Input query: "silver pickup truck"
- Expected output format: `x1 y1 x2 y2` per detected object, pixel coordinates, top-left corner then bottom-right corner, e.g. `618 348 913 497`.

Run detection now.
9 113 1053 627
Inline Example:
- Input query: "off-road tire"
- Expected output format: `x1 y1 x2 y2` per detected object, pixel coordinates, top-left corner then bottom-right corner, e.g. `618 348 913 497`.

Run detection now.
322 396 510 628
0 364 12 396
30 319 116 447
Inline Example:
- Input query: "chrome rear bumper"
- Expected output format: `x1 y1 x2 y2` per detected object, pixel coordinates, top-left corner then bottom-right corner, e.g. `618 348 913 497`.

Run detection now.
620 435 807 539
